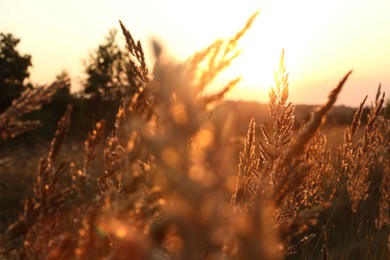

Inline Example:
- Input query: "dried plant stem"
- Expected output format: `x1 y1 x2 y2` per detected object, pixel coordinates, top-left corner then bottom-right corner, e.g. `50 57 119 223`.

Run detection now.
274 71 352 205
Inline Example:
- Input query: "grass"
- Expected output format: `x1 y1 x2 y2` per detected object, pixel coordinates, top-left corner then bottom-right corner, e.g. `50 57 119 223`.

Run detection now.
0 12 389 259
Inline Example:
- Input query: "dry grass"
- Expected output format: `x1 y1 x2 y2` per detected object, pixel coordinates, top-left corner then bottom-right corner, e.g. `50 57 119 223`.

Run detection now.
0 12 389 260
0 80 68 140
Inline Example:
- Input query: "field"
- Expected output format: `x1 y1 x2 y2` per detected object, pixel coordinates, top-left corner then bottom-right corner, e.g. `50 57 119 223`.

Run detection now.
0 13 389 260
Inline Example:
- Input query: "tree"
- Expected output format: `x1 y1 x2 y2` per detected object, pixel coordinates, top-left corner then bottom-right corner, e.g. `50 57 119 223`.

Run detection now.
82 28 142 131
83 29 131 102
50 71 73 116
0 33 32 112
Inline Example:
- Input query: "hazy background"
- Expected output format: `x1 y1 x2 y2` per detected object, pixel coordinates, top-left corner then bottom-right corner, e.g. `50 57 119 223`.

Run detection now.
1 0 389 106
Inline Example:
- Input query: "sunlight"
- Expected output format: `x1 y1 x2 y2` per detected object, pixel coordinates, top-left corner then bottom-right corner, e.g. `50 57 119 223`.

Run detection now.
2 0 388 106
229 0 389 106
197 0 390 105
197 0 321 103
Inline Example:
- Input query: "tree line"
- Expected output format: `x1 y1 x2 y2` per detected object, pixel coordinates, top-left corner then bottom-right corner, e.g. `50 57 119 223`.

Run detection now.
0 30 137 144
1 30 389 146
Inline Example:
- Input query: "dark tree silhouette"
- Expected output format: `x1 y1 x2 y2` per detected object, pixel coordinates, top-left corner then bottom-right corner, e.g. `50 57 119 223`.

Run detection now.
50 71 73 117
0 33 32 112
83 29 132 102
82 29 140 130
384 99 390 119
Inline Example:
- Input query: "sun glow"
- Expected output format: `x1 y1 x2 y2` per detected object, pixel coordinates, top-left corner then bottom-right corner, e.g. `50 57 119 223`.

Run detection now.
194 0 390 105
195 1 324 103
2 0 389 106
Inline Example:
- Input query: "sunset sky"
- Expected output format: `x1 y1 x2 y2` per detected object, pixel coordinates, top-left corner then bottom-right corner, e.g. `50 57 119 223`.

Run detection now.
1 0 389 106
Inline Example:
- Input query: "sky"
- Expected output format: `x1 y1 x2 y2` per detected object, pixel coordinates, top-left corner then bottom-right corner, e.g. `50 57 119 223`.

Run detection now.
1 0 390 107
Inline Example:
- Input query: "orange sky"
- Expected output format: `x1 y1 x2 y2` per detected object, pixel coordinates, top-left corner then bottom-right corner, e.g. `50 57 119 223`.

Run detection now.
1 0 389 106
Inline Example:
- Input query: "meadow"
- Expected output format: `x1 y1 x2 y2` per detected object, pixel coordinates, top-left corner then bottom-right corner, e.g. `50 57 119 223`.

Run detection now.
0 12 389 259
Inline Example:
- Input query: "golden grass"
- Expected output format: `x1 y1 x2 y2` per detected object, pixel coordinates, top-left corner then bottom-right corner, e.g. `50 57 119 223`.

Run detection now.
0 12 389 259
